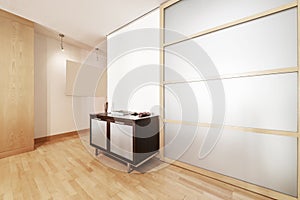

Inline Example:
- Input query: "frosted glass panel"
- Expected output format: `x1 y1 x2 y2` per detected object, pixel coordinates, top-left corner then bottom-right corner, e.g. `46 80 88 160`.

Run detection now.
91 119 107 150
165 73 297 131
164 0 294 43
165 81 213 123
224 73 297 131
110 123 133 161
164 9 297 81
164 40 211 82
164 123 298 196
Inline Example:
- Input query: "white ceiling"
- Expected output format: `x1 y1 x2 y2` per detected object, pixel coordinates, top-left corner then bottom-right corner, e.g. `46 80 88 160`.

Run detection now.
0 0 166 47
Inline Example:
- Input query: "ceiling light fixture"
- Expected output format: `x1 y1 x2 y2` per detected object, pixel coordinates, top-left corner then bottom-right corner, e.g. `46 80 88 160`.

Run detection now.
59 33 65 51
95 47 99 61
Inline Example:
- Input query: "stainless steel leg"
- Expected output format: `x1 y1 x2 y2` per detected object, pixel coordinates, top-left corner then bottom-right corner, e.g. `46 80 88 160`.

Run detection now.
95 148 100 156
127 163 133 173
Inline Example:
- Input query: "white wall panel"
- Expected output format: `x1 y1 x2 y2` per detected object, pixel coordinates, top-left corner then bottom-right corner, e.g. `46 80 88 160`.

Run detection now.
164 123 298 196
165 9 297 82
107 9 160 114
34 32 104 138
165 73 297 132
164 0 295 43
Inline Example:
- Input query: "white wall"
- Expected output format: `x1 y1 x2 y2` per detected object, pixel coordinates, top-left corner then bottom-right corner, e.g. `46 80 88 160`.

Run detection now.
107 9 160 114
34 32 105 139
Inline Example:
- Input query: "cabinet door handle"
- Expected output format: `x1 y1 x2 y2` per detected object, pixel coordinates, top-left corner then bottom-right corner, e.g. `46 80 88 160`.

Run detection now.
114 121 125 125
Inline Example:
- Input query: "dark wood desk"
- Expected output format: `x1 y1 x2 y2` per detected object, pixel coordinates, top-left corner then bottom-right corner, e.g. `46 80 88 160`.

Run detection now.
90 113 160 172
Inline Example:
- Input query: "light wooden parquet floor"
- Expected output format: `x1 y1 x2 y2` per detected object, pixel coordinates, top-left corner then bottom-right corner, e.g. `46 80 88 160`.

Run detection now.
0 134 274 200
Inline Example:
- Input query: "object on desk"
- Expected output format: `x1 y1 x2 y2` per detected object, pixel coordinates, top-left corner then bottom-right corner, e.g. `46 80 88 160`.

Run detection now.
138 112 151 117
131 112 139 116
104 102 108 113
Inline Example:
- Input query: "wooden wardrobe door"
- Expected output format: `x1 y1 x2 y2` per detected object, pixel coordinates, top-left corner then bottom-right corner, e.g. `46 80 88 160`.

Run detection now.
0 11 34 156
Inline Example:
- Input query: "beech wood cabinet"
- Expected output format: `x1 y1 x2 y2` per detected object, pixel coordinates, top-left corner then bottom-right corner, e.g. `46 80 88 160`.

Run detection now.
0 9 34 158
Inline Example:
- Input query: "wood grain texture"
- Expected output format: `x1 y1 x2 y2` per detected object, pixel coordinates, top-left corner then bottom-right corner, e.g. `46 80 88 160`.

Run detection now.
0 10 34 156
0 146 34 159
165 158 295 200
0 134 275 200
34 130 80 145
297 0 300 198
159 5 165 160
0 9 33 28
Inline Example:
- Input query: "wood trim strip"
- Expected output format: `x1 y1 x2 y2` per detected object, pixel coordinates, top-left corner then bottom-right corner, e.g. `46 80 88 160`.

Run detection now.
163 1 297 47
163 67 298 85
164 158 298 200
160 0 181 10
164 119 298 138
159 5 166 160
34 130 85 144
297 1 300 199
0 146 34 159
107 7 159 36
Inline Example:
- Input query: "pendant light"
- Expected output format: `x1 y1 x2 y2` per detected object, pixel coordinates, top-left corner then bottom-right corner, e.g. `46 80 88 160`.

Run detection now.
59 33 65 51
